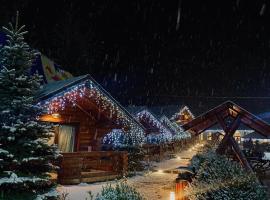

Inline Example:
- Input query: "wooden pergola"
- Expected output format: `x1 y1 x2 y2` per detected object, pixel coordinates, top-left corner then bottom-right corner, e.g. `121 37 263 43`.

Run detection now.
182 101 270 172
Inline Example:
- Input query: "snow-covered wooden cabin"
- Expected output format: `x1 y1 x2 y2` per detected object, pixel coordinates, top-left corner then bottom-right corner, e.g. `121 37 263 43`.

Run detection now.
36 74 144 184
130 108 173 143
160 115 190 140
171 105 195 125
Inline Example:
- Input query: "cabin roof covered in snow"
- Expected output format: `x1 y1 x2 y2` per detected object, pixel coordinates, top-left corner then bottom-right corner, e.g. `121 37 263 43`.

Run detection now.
242 131 270 139
135 109 173 135
125 106 148 115
36 74 90 101
126 105 197 119
36 74 145 130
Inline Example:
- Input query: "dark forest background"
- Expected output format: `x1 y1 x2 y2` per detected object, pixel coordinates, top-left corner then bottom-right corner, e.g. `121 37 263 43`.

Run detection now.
1 0 270 114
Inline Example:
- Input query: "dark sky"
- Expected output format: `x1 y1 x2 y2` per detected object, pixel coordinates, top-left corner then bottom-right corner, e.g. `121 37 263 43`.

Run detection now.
1 0 270 113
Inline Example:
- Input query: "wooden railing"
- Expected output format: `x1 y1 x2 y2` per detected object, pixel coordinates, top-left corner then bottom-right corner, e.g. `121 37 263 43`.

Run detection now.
58 151 128 184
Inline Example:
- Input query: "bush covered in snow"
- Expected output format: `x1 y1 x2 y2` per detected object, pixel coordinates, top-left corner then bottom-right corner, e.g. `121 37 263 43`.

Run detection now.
95 182 145 200
115 145 145 173
186 149 267 200
102 130 145 173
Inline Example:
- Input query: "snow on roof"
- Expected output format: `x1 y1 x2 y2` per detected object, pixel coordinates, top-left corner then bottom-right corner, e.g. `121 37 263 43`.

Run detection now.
179 105 195 118
136 109 173 136
36 74 90 101
36 74 145 139
160 115 183 134
126 105 192 119
242 132 269 139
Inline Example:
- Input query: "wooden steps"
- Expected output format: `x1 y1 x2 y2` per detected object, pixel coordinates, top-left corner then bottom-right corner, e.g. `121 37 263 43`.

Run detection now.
59 170 119 185
81 170 117 178
81 169 119 183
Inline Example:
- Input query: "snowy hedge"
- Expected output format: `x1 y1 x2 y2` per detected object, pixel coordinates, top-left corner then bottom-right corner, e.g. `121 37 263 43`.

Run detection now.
186 150 267 200
94 182 145 200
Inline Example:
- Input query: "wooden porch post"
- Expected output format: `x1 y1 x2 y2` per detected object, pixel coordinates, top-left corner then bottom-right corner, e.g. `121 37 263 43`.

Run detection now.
122 151 128 176
229 137 253 172
215 113 253 172
216 114 241 154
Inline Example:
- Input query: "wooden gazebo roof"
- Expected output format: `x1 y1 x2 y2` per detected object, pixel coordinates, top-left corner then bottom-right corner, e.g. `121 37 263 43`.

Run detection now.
182 101 270 137
182 101 270 171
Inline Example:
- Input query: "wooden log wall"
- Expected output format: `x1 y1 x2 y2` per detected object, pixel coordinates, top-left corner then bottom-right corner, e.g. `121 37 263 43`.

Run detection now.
40 104 115 151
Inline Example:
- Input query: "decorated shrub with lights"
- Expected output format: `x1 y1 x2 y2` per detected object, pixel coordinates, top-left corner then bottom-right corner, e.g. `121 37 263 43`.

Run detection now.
102 129 145 172
0 17 60 199
102 129 126 149
186 150 267 200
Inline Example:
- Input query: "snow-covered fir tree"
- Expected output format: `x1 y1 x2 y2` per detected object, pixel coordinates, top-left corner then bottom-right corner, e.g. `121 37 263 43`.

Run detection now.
0 15 60 200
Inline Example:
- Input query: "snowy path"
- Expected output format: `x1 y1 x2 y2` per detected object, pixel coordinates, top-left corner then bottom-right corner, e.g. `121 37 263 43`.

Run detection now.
57 143 203 200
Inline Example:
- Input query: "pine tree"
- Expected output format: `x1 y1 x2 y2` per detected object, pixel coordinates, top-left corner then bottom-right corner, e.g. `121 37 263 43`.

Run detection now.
0 15 60 200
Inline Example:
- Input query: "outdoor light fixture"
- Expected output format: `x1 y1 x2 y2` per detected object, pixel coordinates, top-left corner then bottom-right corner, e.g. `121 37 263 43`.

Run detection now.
51 113 60 118
177 156 181 160
158 169 163 173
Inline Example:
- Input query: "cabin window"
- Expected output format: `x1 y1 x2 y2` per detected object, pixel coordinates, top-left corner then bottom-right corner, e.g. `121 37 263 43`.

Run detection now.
57 125 76 152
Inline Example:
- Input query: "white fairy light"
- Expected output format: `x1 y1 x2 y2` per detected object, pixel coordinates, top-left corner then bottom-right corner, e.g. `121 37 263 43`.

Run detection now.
136 110 173 144
38 80 145 145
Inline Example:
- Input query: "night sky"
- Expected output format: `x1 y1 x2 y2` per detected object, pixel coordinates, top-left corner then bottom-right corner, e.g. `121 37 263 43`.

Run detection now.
1 0 270 113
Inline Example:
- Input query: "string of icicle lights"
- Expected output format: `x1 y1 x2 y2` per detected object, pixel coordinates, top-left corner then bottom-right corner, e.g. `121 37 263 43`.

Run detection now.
37 80 145 144
137 110 173 143
160 116 191 139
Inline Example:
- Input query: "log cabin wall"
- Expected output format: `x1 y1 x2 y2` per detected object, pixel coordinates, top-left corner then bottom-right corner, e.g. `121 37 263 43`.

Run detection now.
40 105 114 152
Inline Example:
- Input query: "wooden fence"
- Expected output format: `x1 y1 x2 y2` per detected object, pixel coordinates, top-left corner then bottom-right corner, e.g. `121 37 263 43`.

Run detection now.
56 137 197 184
58 151 128 184
143 138 197 161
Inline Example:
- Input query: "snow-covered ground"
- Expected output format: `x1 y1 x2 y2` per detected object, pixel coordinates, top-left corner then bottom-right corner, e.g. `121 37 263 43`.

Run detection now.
57 143 203 200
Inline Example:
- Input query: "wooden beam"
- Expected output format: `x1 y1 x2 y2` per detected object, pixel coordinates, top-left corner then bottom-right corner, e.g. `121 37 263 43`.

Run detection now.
215 113 228 132
229 137 253 172
196 121 218 135
230 105 270 136
182 102 229 131
216 115 241 154
240 116 270 137
75 103 96 121
183 109 229 136
95 120 121 129
84 90 114 121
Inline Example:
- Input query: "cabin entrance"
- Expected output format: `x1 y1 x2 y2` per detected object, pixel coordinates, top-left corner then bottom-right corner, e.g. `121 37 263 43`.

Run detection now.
56 125 76 153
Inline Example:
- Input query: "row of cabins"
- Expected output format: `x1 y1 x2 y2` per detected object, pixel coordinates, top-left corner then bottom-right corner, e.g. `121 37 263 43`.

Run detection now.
36 74 270 184
36 74 194 184
141 104 270 144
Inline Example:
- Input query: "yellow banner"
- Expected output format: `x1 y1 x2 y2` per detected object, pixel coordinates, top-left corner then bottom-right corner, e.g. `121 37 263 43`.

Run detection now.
41 55 72 83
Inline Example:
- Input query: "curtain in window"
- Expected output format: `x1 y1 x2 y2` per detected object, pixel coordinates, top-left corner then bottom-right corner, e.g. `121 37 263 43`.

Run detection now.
58 125 75 152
